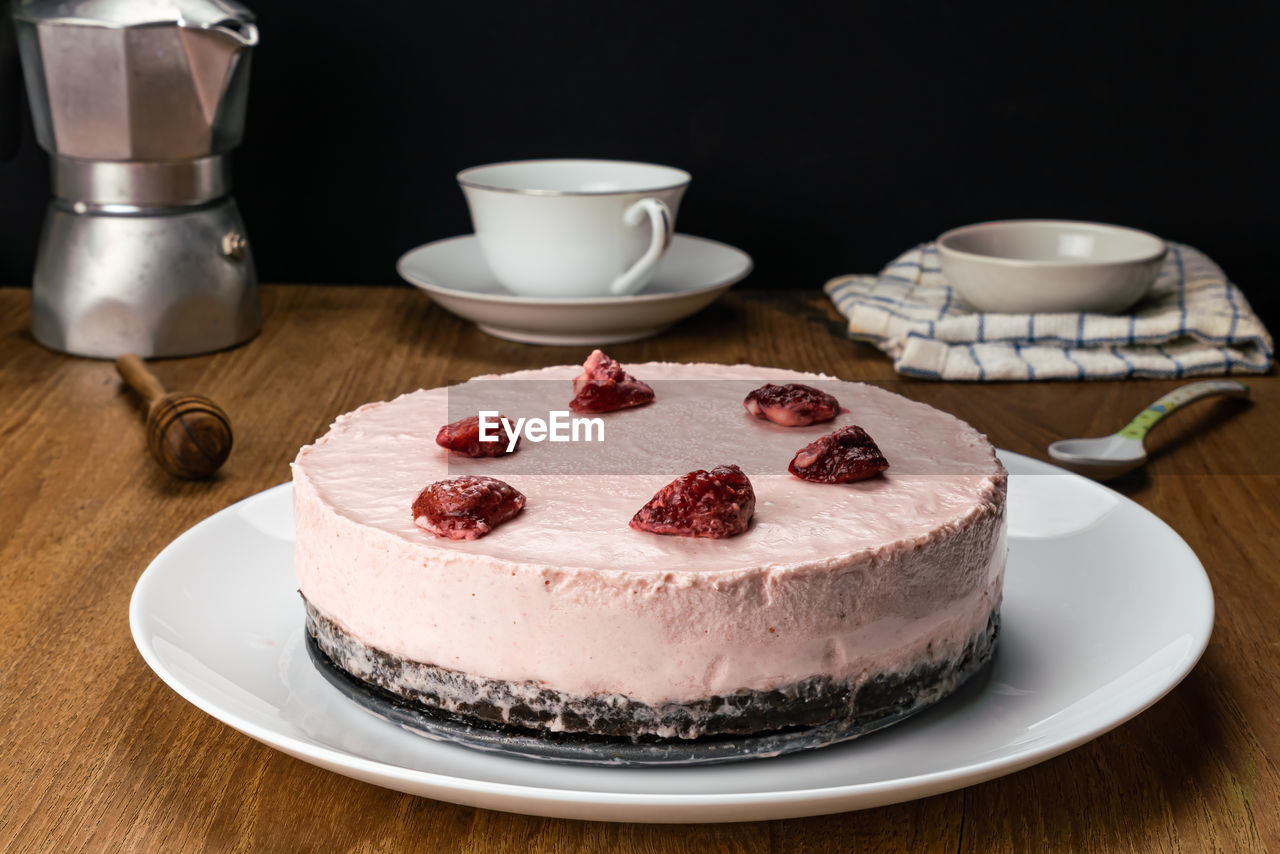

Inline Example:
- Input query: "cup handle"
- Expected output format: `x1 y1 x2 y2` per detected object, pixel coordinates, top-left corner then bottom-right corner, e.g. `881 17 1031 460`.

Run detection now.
609 198 673 295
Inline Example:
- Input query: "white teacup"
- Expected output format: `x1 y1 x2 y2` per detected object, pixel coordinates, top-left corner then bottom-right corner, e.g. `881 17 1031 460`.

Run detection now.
458 159 690 298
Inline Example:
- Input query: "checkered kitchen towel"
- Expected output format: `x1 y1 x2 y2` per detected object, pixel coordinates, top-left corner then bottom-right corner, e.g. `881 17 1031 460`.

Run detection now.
824 242 1273 381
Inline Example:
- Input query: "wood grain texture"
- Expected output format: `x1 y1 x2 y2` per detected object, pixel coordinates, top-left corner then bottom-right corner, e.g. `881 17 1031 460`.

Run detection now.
115 354 168 405
1 285 1276 853
140 394 232 479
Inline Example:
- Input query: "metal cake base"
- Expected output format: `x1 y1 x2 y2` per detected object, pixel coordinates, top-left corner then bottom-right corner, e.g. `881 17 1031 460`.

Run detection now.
305 617 998 767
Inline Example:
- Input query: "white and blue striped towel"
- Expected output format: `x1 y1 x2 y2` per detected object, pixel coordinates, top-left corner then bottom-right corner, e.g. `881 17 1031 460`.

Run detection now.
824 242 1274 381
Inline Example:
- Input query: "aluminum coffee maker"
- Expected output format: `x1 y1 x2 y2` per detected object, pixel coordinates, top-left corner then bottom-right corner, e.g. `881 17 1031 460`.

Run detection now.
13 0 260 358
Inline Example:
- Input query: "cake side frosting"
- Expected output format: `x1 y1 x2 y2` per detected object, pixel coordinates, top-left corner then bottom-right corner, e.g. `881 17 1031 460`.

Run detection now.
293 362 1006 708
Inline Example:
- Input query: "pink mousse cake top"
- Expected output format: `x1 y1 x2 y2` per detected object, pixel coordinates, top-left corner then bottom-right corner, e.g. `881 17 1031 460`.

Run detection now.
294 362 1002 573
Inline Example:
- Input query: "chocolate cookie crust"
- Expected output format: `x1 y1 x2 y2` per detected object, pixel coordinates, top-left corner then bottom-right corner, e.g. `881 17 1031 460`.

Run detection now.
304 597 999 743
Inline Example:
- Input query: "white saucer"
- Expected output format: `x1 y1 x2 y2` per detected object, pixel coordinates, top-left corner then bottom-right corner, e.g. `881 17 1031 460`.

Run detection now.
129 452 1213 823
395 234 753 345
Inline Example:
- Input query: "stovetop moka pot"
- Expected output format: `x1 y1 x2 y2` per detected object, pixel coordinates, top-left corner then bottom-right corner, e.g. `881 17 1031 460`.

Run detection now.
13 0 260 358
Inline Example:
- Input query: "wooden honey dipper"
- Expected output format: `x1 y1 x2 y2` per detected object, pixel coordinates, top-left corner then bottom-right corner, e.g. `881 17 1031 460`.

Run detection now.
115 354 233 479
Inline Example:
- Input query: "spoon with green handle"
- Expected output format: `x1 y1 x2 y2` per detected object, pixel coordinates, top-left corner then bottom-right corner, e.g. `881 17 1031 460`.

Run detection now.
1048 379 1250 480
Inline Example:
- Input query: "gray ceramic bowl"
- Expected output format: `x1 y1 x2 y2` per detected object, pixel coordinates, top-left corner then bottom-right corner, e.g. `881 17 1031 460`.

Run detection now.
936 220 1167 314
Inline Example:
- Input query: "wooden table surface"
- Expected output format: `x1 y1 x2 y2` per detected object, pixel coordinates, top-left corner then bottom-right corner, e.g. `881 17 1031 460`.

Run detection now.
2 285 1276 852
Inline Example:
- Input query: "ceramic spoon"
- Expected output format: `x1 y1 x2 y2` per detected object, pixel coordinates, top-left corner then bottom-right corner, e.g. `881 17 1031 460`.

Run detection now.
1048 379 1250 480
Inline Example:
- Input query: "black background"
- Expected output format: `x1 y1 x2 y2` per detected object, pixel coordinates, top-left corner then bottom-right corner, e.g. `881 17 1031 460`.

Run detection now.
2 1 1277 332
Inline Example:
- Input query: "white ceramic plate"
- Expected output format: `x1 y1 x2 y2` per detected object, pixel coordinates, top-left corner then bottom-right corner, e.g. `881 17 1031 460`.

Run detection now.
130 452 1213 823
395 234 753 345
